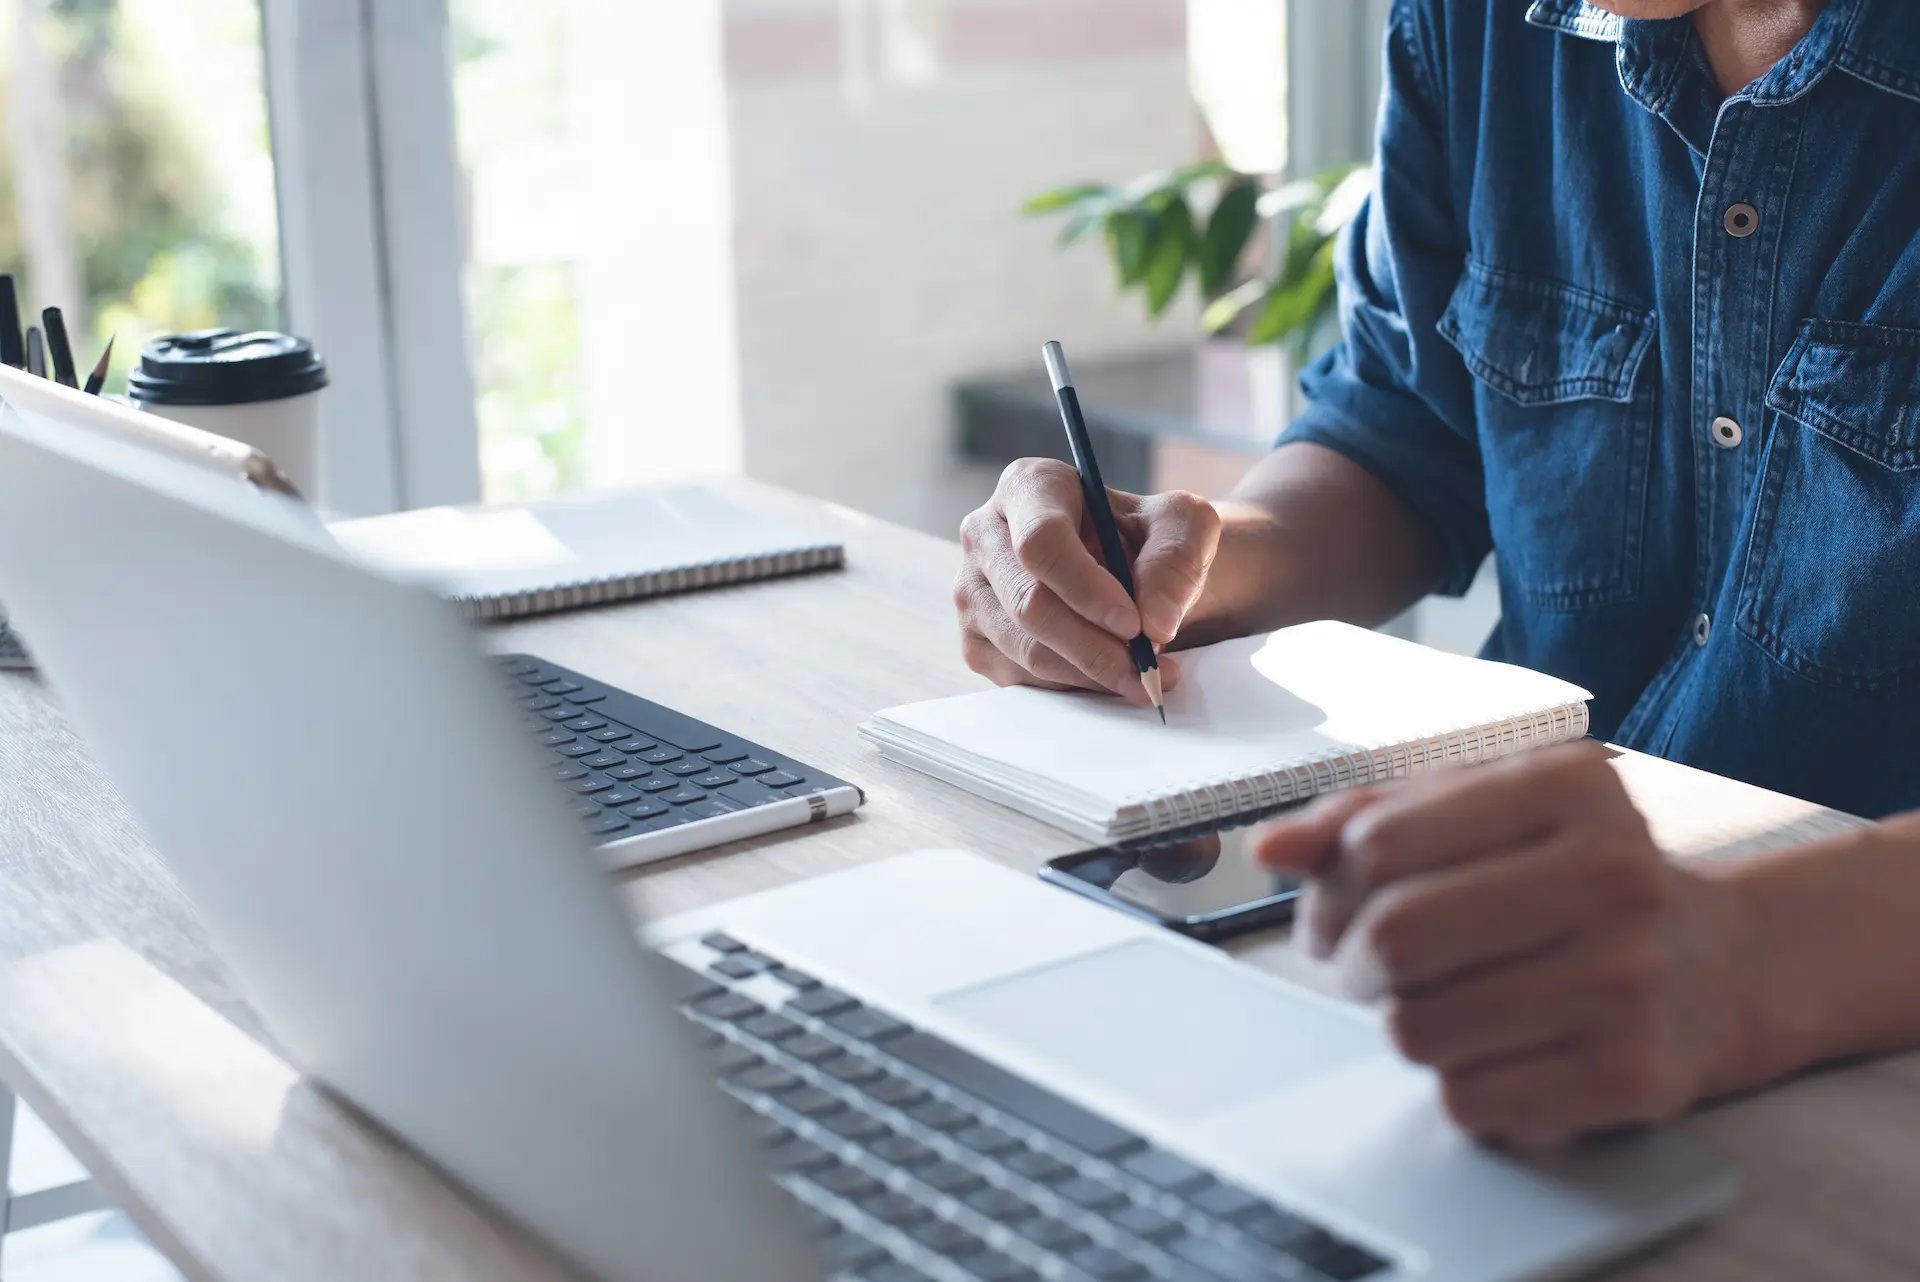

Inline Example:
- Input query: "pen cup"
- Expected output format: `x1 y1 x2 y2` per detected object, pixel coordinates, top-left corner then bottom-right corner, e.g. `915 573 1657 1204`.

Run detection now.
126 330 329 498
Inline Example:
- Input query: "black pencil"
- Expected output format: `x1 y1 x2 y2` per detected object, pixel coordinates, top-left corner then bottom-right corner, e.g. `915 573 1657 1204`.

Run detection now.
0 276 22 369
83 334 115 395
25 326 45 379
1041 340 1166 723
41 307 78 388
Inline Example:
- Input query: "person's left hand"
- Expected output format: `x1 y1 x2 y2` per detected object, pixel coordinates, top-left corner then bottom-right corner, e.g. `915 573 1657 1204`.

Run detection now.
1254 743 1767 1147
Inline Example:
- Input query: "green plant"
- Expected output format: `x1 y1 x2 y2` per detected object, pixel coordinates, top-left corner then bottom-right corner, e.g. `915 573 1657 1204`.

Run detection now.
1024 161 1370 367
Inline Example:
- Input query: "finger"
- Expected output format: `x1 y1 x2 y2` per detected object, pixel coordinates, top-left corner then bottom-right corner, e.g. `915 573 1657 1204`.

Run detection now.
960 625 1083 692
1441 1037 1680 1148
978 548 1151 702
1384 928 1644 1071
1340 832 1669 996
1255 788 1385 876
998 462 1143 639
1126 489 1221 644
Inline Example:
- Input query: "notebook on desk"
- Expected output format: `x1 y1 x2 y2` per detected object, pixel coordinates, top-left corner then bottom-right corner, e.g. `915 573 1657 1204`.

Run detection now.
861 621 1592 843
329 485 844 621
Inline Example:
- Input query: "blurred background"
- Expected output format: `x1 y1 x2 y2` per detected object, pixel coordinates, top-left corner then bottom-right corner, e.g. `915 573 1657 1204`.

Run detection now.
0 2 1503 1276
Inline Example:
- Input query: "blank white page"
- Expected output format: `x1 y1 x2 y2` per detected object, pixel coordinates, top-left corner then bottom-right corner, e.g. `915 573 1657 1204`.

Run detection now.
872 622 1590 807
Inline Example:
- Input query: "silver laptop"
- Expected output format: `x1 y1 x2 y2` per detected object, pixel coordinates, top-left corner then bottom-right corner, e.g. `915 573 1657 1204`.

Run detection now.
0 386 1736 1282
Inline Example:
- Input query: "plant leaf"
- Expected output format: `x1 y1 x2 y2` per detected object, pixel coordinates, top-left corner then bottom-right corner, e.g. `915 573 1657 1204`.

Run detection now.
1198 180 1259 298
1108 210 1159 289
1312 166 1373 236
1245 238 1337 345
1143 196 1194 317
1058 203 1103 246
1022 183 1111 215
1201 277 1268 333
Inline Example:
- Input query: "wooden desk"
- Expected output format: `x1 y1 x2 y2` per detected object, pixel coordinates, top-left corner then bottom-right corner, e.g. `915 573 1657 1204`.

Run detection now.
0 480 1912 1281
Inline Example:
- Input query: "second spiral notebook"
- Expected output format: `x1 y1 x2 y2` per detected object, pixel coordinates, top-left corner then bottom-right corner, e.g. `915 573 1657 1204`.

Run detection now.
860 621 1591 843
329 485 843 621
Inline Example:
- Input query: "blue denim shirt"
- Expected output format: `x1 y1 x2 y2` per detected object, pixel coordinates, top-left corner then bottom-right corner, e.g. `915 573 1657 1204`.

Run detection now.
1283 0 1920 818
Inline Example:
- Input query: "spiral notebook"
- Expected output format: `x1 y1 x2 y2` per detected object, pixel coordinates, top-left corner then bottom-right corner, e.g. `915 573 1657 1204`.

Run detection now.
329 486 843 621
861 621 1592 843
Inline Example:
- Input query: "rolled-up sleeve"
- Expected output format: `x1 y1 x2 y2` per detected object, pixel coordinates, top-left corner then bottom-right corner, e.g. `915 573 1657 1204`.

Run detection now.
1279 0 1490 596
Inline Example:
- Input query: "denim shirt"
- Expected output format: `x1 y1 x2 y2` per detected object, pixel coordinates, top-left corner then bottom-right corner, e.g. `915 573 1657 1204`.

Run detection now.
1282 0 1920 818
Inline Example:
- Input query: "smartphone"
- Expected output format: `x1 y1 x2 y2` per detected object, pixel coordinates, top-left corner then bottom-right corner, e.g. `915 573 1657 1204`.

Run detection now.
1040 825 1301 941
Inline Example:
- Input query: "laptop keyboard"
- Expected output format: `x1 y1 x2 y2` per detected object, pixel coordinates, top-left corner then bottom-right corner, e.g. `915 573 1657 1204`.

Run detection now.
669 935 1393 1282
496 654 858 845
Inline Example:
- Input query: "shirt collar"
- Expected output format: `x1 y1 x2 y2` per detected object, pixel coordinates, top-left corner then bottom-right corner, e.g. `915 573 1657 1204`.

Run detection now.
1524 0 1920 107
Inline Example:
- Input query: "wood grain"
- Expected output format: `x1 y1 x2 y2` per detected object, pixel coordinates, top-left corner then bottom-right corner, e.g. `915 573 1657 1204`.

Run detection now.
0 477 1913 1281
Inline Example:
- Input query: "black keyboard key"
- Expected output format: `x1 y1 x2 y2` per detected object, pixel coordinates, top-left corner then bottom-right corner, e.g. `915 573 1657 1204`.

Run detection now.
958 1250 1029 1281
906 1099 974 1133
640 748 684 765
886 1032 1144 1159
562 690 607 704
822 1234 888 1273
663 787 706 806
1307 1242 1389 1281
812 1162 883 1201
868 1075 930 1109
1189 1182 1264 1223
703 747 749 764
1004 1149 1074 1184
691 991 762 1021
524 695 564 711
692 772 738 789
588 727 629 743
571 800 601 817
867 1132 938 1168
1012 1215 1089 1254
540 679 583 695
539 703 579 720
955 1124 1020 1157
916 1161 984 1195
667 759 709 776
606 763 650 781
822 1054 884 1085
768 1137 832 1173
784 1086 844 1119
907 1219 983 1256
613 738 655 753
860 1190 932 1228
1109 1201 1182 1244
1065 1245 1148 1281
702 932 748 953
820 1110 890 1143
600 788 645 808
1167 1234 1276 1280
622 800 668 820
1120 1149 1210 1195
827 1007 911 1042
760 770 804 788
557 742 598 758
584 752 625 770
771 966 821 989
788 987 859 1017
562 716 608 733
713 1039 763 1072
730 759 776 776
1057 1176 1127 1212
655 955 725 1004
784 1034 841 1062
499 657 538 675
682 799 731 820
638 777 678 793
537 730 574 746
583 814 630 835
735 1064 801 1095
961 1185 1036 1222
712 958 766 982
1238 1206 1311 1251
739 1010 799 1041
569 777 613 795
550 762 589 780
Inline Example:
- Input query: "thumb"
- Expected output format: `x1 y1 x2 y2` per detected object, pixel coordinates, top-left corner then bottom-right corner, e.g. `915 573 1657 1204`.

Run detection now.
1128 490 1221 645
1254 788 1381 875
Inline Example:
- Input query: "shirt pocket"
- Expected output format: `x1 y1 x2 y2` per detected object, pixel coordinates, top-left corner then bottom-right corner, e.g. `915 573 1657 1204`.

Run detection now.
1737 320 1920 692
1437 261 1657 610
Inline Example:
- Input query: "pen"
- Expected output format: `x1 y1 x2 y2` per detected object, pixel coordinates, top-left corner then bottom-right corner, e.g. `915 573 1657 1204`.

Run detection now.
25 326 45 379
83 334 115 396
1042 340 1166 724
0 276 22 369
41 307 78 388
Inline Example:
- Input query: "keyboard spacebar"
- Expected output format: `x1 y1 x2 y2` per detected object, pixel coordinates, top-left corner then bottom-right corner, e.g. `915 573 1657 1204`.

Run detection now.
885 1031 1143 1159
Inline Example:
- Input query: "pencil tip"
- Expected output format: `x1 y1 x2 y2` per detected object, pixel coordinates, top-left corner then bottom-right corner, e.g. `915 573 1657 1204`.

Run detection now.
1139 665 1166 724
1158 705 1167 725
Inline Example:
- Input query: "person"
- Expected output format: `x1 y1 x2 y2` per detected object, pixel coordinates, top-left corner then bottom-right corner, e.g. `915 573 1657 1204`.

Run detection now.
953 0 1920 1147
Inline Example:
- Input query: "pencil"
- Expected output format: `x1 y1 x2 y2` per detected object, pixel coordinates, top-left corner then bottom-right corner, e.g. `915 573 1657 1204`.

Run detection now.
83 334 115 396
0 276 22 369
1041 340 1166 723
25 326 45 379
41 307 77 388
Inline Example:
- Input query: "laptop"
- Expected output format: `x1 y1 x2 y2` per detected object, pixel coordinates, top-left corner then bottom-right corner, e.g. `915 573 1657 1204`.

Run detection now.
0 391 1737 1282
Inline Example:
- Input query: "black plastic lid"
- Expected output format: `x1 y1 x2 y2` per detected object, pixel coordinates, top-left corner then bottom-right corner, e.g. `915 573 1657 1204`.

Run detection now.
126 329 329 406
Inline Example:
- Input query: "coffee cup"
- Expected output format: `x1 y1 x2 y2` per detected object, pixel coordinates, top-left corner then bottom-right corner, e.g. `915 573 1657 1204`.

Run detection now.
126 329 329 498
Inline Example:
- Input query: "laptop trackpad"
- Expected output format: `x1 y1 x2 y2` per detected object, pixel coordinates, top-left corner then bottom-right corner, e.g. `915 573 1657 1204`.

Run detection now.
934 938 1381 1121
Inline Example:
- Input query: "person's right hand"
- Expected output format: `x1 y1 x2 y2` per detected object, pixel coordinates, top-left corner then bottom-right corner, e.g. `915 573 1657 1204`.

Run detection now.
954 459 1221 704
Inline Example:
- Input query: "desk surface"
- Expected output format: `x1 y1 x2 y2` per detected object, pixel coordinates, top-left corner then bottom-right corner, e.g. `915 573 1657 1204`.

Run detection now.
0 479 1914 1282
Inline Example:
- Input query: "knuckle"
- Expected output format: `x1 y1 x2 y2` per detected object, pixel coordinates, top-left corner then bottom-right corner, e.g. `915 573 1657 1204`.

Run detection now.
1339 809 1413 885
1596 845 1668 912
957 509 991 554
1384 998 1435 1062
1005 575 1051 631
1596 937 1665 1001
959 630 996 675
950 570 978 617
1594 1044 1666 1108
1010 516 1072 576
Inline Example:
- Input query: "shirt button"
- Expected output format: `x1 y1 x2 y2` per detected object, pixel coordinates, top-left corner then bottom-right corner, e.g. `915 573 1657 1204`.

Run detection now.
1693 613 1712 647
1710 415 1744 448
1724 202 1759 238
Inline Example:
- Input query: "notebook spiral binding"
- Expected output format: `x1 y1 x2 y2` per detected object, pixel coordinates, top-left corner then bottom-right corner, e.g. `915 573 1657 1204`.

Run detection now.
453 545 844 622
1128 700 1592 840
